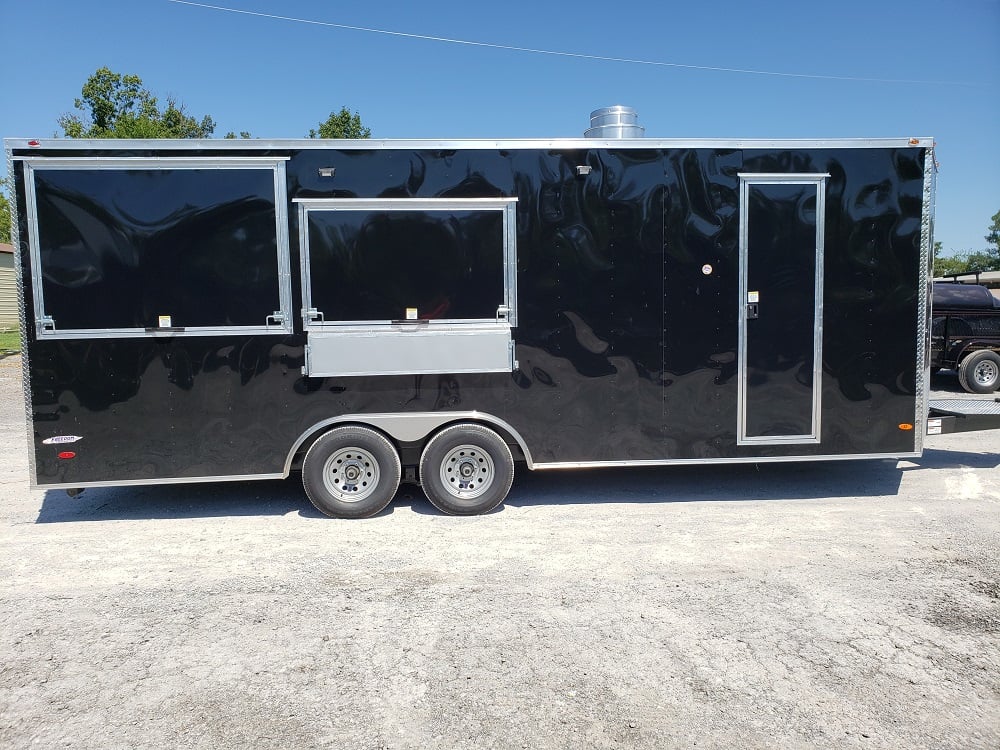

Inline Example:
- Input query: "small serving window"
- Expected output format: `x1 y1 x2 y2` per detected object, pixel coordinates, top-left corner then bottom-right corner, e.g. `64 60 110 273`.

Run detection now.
296 198 518 377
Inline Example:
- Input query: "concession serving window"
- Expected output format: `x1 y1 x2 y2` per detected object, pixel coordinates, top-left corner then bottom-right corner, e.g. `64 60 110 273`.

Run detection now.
295 197 518 377
21 157 293 338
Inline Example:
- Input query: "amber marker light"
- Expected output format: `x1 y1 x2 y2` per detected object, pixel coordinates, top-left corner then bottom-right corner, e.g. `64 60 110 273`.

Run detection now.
898 424 914 431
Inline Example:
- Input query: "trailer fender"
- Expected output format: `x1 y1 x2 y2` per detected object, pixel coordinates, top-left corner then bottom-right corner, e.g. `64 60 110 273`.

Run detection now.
948 339 1000 368
283 412 535 476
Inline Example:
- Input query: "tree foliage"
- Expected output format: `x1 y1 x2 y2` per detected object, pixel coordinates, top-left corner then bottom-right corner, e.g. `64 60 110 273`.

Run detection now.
934 250 998 277
933 209 1000 277
986 209 1000 257
0 190 10 245
934 250 972 278
932 241 964 277
307 107 371 139
59 67 216 139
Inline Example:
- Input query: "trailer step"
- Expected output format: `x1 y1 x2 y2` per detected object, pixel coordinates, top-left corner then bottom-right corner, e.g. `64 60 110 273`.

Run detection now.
929 398 1000 415
928 398 1000 434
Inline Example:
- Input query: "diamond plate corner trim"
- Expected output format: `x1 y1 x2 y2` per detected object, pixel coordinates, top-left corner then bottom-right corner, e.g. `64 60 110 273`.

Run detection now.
914 144 936 453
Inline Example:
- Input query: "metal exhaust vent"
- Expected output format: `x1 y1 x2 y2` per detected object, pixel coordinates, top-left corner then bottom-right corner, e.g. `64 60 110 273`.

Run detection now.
584 106 645 138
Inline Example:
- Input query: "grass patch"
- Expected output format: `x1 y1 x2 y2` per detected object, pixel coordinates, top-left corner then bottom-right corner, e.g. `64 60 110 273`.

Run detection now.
0 328 22 353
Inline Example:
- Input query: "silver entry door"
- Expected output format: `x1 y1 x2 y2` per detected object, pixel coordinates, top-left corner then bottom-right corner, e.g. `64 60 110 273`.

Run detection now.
737 174 827 445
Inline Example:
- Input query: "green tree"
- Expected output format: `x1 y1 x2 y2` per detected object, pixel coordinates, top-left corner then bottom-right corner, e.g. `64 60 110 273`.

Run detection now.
963 251 996 274
59 67 216 139
934 251 969 278
307 107 371 139
933 210 1000 276
0 190 10 245
985 208 1000 264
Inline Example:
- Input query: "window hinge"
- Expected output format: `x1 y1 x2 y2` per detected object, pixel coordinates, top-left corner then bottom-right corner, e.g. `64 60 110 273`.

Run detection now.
266 311 286 327
303 307 325 324
497 305 511 322
38 315 55 334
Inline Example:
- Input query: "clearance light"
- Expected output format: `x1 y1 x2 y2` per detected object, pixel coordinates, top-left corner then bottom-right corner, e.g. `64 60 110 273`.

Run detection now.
898 423 914 431
57 451 76 460
28 140 41 147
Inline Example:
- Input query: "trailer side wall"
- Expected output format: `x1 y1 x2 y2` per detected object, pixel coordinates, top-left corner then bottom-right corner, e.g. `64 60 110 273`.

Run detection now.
9 141 928 486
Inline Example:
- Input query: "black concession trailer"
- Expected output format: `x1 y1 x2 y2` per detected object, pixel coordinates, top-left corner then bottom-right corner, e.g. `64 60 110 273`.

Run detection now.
7 117 999 517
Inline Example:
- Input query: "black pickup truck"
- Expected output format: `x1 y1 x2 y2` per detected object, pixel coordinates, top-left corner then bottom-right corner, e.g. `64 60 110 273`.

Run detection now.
931 281 1000 393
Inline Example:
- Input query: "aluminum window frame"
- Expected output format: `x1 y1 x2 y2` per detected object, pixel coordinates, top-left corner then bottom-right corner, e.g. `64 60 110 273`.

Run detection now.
20 156 293 339
737 173 828 446
294 197 519 330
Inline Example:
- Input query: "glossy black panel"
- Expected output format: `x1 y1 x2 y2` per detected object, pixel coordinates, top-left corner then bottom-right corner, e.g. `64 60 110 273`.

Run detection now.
506 148 666 461
744 183 817 438
34 168 279 330
307 209 504 321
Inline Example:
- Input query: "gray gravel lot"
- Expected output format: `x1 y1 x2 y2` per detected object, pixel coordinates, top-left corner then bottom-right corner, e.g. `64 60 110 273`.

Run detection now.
1 354 998 749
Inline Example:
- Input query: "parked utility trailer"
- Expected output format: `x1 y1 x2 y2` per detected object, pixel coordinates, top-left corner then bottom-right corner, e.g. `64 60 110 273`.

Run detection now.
7 117 999 517
930 281 1000 393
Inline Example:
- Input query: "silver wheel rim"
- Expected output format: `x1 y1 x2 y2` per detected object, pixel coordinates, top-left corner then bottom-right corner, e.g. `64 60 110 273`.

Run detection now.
973 360 998 387
440 444 495 500
323 447 380 503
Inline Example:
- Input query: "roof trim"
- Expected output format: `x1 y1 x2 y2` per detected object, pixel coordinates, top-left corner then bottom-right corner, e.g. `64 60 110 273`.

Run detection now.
5 136 934 152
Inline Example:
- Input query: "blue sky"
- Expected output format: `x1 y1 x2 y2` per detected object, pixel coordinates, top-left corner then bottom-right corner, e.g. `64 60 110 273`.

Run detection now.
2 0 998 254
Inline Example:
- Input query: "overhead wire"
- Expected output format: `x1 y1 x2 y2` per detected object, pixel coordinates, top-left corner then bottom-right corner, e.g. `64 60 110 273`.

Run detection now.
165 0 977 87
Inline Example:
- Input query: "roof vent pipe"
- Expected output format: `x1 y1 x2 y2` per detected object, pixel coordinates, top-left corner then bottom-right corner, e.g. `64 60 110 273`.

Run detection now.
584 106 645 138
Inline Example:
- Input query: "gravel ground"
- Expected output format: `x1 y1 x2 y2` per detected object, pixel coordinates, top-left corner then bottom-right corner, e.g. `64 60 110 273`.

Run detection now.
1 354 998 749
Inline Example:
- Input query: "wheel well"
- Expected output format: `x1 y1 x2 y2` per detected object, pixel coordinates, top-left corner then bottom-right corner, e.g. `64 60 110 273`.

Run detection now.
954 341 1000 365
286 420 396 474
283 413 531 477
414 419 528 468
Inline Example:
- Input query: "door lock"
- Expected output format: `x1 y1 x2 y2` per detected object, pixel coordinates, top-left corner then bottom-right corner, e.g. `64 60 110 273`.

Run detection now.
747 303 759 320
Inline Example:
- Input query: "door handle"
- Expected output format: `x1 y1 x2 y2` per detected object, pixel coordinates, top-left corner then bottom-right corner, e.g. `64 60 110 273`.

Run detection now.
747 303 759 320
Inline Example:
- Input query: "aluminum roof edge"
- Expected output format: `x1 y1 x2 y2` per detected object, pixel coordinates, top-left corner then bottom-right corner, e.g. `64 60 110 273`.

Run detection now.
5 136 935 151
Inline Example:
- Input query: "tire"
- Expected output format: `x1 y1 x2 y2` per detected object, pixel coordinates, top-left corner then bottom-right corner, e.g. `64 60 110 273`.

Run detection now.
419 424 514 516
957 350 1000 394
302 426 401 518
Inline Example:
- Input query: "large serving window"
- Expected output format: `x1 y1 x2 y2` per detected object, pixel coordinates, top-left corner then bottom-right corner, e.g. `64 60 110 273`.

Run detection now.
296 198 518 377
22 158 292 338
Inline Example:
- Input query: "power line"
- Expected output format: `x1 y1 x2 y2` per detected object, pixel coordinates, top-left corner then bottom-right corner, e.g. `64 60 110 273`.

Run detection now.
166 0 976 87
